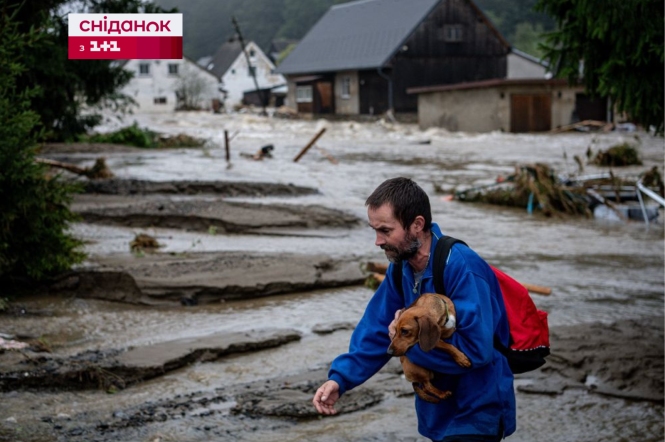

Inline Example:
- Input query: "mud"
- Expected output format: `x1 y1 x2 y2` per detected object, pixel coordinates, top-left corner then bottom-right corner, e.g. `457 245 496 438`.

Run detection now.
72 195 360 234
0 329 301 392
4 318 660 442
82 178 319 197
48 252 366 305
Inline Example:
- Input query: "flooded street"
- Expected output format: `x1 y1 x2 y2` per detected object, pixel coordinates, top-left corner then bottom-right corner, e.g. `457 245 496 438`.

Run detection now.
1 113 663 442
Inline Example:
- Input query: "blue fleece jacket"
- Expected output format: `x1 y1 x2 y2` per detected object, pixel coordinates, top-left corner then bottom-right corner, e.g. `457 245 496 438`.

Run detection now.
329 223 516 440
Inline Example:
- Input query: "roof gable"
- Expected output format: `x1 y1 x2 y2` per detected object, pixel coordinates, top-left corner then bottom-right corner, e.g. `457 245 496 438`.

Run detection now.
209 40 244 78
276 0 442 75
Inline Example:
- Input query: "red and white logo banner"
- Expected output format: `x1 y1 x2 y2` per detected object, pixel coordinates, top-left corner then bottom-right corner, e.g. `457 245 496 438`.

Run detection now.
68 14 183 60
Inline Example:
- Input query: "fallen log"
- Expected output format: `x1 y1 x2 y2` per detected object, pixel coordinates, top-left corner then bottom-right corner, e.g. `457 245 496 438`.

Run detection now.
37 157 113 179
366 262 389 274
550 120 610 134
294 128 326 162
520 282 552 296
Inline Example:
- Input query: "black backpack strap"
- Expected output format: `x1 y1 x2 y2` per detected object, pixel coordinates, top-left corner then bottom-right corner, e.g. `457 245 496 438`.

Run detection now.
432 236 468 296
391 261 404 300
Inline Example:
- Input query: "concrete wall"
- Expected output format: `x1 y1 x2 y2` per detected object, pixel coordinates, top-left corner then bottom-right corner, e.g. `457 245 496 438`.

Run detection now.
122 58 220 113
334 71 359 115
418 84 583 132
221 42 286 107
507 53 548 79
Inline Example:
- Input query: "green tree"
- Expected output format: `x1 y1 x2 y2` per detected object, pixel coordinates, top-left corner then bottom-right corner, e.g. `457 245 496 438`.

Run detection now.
536 0 664 133
0 3 85 290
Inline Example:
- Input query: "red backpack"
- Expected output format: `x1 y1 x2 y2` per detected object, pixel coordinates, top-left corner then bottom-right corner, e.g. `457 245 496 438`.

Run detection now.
392 236 550 374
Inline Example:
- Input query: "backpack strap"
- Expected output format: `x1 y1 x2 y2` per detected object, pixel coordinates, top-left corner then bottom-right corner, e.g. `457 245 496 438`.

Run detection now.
391 261 404 299
432 236 468 296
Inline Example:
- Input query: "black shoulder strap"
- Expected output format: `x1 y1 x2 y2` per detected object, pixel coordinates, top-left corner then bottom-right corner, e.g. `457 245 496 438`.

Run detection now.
432 236 468 296
392 261 404 299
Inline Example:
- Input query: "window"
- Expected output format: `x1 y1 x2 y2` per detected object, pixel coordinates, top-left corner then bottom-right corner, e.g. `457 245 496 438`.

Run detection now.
248 66 256 77
341 77 351 99
296 86 313 103
168 64 178 75
139 63 150 75
443 24 463 42
249 49 256 58
154 97 167 104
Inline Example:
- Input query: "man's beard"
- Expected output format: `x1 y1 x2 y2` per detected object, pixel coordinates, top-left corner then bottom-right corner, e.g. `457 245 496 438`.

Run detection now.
381 231 422 263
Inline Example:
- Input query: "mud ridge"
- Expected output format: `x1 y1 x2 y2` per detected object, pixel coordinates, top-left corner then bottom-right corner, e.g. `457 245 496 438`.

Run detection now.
48 252 367 305
72 196 360 234
82 178 319 197
0 329 301 392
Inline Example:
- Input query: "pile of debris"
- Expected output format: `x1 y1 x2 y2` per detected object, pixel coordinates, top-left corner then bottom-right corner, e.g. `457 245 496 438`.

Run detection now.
451 164 664 222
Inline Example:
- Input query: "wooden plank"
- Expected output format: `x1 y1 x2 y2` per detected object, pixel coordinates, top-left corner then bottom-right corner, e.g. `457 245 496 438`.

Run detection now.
293 128 327 162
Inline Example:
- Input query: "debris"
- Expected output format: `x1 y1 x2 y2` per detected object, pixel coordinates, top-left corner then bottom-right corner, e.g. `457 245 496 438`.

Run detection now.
365 262 388 274
224 130 231 163
520 283 552 296
550 120 614 133
240 144 275 161
592 143 642 167
316 146 338 165
294 128 326 162
156 133 205 148
364 272 385 290
130 233 161 253
0 337 29 350
37 157 113 179
457 164 591 217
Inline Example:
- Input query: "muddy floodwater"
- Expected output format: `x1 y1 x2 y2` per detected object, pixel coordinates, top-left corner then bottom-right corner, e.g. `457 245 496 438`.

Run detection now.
1 113 663 442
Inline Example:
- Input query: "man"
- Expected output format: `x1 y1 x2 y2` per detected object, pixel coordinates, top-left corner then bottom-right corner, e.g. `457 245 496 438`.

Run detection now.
312 177 515 441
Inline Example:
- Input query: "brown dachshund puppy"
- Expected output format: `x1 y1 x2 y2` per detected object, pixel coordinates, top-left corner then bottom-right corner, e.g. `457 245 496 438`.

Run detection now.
387 293 471 403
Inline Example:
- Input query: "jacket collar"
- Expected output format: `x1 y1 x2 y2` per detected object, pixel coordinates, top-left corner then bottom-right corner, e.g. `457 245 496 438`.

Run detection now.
401 222 443 280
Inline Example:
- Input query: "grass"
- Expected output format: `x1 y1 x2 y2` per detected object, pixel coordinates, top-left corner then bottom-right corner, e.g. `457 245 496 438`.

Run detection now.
80 123 205 149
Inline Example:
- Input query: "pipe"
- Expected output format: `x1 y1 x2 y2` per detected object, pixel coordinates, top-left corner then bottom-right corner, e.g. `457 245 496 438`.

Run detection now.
377 66 393 116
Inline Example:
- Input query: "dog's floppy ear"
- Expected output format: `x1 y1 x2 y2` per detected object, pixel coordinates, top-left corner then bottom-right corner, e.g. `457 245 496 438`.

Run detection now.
418 315 440 352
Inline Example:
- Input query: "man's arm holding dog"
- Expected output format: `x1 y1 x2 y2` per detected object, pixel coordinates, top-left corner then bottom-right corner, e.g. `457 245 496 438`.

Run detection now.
313 264 404 413
406 250 496 375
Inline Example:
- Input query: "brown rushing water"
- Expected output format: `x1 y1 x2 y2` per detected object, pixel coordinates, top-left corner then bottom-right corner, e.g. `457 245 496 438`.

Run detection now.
1 114 663 442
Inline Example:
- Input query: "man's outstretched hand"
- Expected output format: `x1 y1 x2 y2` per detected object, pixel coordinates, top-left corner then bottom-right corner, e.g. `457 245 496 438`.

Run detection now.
312 380 340 415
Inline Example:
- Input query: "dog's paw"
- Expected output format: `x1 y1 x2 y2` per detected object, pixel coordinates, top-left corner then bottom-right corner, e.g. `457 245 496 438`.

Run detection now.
456 354 472 368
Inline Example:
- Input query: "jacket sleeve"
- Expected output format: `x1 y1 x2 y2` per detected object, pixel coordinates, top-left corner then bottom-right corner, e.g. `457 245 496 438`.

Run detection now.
405 267 495 375
328 263 405 396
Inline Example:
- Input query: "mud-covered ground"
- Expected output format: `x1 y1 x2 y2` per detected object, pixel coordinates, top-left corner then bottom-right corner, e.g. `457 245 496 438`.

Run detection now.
1 113 663 442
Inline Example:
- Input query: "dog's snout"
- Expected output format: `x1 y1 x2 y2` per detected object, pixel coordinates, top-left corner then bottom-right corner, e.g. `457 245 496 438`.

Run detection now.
386 347 394 356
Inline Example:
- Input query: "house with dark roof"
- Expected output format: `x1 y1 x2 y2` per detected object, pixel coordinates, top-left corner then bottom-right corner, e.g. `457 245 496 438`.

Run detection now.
276 0 543 116
204 39 286 107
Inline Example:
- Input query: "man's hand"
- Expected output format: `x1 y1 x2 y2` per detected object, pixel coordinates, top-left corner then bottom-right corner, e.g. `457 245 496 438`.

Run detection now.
312 380 340 415
388 309 404 340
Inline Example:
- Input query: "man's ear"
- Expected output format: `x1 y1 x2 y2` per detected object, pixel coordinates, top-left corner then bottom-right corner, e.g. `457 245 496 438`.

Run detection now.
410 215 426 234
417 315 440 352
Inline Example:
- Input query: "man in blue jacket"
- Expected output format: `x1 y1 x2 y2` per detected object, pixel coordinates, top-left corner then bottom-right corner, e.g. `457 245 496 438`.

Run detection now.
312 177 516 441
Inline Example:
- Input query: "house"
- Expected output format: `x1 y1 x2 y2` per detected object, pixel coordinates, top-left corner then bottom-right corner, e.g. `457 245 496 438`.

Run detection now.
276 0 516 116
119 57 221 113
409 79 585 132
205 39 286 108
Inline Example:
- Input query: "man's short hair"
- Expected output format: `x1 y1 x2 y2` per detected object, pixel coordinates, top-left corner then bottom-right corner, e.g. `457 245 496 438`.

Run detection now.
366 177 432 231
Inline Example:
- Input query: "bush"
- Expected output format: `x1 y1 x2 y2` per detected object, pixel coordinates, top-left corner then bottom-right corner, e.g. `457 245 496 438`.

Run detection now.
0 6 85 291
593 143 642 167
83 123 155 148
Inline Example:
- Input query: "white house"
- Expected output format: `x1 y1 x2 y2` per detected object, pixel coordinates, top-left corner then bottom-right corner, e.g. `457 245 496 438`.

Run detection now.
119 57 221 113
205 39 286 107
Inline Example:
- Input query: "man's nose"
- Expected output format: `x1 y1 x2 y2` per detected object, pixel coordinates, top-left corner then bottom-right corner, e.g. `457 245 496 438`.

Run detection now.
375 233 385 247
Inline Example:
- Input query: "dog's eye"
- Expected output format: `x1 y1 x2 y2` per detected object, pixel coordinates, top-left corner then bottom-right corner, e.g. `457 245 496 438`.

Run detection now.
400 328 408 335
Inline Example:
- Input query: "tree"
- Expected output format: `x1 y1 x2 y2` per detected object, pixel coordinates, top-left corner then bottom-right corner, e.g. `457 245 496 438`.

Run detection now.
11 0 175 141
174 64 213 110
0 3 85 291
536 0 664 133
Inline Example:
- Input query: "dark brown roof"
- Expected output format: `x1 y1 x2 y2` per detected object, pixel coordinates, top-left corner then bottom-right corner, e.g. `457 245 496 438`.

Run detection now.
407 78 573 95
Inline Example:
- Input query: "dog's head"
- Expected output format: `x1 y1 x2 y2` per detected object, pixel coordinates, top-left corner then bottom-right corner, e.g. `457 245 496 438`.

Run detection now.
387 306 442 356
